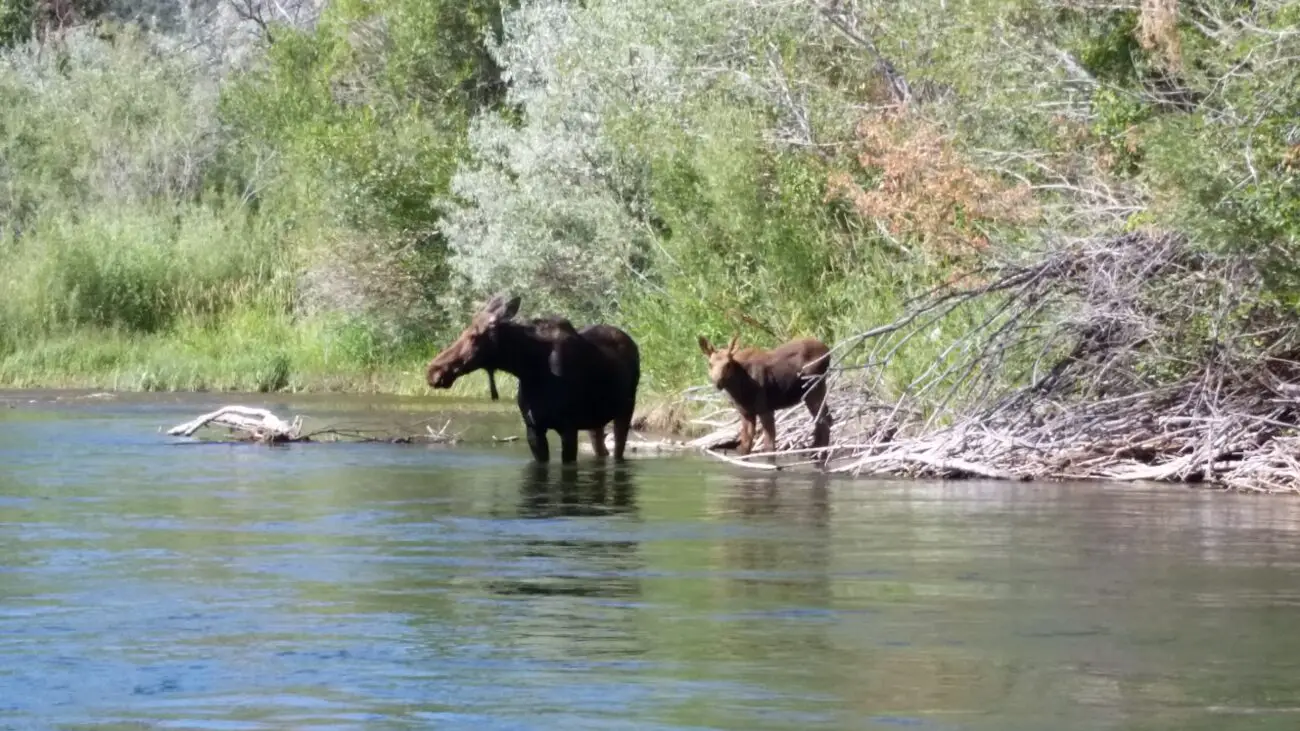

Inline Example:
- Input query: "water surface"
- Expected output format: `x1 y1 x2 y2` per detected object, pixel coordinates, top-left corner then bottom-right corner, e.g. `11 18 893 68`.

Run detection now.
3 392 1300 730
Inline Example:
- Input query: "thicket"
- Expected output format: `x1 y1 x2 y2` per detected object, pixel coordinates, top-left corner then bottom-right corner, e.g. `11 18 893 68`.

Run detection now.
0 0 1296 413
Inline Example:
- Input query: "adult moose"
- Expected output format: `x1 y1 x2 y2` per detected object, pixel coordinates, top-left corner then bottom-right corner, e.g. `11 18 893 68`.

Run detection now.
426 294 641 463
697 333 833 461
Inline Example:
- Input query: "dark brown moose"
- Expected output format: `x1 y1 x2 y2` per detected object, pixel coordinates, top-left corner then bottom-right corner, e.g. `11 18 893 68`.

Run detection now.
426 294 641 463
697 334 832 459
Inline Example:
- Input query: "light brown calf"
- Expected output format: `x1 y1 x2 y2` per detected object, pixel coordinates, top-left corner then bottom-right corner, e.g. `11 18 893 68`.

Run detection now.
697 334 832 459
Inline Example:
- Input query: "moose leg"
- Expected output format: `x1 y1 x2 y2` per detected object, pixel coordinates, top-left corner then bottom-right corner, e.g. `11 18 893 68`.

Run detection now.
589 427 610 458
758 412 778 457
559 429 580 464
736 414 757 455
804 381 833 458
612 414 632 461
526 426 551 463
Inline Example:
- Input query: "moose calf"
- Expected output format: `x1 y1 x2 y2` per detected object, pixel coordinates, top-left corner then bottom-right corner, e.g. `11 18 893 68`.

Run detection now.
697 334 832 460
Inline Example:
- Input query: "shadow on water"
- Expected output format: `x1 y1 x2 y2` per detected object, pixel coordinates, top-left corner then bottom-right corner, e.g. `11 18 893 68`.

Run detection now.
712 471 835 610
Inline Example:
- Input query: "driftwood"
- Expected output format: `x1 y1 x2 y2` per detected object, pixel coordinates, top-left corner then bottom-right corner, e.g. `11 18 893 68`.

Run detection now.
692 232 1300 493
165 406 462 445
167 406 302 442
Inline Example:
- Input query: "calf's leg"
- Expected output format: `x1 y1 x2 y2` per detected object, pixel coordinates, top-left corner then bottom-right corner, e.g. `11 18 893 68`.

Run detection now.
803 381 833 458
736 414 757 455
758 412 778 456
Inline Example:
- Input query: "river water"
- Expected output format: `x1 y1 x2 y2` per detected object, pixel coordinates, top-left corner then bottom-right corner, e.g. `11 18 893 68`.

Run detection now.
3 391 1300 730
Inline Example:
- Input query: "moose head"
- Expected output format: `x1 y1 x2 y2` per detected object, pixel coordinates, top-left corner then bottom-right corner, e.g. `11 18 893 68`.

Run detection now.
697 333 743 391
426 294 522 399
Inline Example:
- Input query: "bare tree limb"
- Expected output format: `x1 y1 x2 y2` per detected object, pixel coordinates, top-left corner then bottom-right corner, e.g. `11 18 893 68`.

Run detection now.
809 0 912 105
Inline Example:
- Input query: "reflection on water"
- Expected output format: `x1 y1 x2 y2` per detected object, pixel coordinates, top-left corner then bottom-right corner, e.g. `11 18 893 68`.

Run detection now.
516 462 639 519
3 396 1300 730
489 463 642 602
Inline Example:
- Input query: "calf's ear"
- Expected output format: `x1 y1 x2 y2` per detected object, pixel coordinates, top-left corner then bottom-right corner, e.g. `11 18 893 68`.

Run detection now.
697 335 714 356
727 333 740 352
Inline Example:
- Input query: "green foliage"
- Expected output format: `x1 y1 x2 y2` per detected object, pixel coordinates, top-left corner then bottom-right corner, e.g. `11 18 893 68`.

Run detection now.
0 28 290 365
0 14 475 390
0 26 218 225
216 0 513 340
1089 87 1150 176
2 0 1299 405
0 311 467 394
0 0 109 47
0 0 32 46
330 0 508 114
1073 10 1143 85
1121 5 1300 299
442 0 993 391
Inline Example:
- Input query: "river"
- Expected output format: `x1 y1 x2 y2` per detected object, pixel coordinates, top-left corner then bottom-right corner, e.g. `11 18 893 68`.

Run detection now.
3 391 1300 730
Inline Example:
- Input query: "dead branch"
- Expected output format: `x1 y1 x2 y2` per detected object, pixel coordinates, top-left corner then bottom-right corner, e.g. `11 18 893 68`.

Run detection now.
810 0 912 105
226 0 275 43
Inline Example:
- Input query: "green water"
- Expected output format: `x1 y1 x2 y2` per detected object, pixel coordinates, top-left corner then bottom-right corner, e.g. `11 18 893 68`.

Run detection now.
3 391 1300 730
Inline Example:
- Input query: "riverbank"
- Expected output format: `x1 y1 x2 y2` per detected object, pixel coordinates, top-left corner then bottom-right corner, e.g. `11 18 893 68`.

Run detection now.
0 326 710 437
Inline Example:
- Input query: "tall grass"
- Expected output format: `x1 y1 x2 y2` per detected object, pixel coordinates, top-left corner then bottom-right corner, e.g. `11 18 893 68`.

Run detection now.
0 313 476 395
0 202 287 340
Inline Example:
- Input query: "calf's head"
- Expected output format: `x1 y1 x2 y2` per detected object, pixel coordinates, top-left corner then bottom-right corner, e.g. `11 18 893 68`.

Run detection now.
697 334 742 390
426 294 521 397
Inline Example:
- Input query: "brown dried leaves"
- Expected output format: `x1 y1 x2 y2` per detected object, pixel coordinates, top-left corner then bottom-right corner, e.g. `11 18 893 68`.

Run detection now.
826 110 1038 262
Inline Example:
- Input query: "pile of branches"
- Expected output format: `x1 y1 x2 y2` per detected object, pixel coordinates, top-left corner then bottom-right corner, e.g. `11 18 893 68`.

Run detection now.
694 231 1300 492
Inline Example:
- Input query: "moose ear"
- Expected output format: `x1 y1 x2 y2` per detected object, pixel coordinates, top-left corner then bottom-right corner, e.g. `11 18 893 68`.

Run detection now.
697 335 714 356
499 295 521 321
727 333 740 352
484 293 519 322
481 294 505 317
